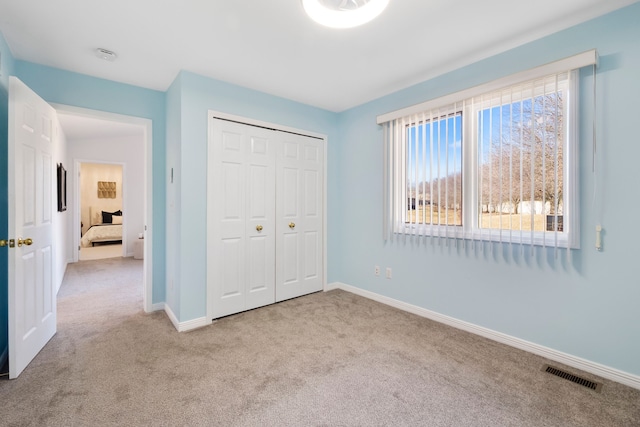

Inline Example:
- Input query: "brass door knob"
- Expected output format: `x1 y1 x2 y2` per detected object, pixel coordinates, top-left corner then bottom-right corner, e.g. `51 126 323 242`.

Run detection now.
289 222 296 229
0 239 8 247
17 238 33 247
256 225 263 232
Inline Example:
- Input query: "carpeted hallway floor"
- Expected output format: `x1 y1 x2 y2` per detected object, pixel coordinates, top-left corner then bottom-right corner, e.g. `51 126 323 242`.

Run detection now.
78 243 123 261
1 257 639 426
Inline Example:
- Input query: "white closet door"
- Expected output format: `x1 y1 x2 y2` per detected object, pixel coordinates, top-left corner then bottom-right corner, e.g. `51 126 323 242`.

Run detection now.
276 132 324 302
208 119 276 319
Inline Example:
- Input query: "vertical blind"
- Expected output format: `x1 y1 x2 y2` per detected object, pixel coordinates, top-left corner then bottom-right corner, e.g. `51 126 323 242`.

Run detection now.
380 50 598 255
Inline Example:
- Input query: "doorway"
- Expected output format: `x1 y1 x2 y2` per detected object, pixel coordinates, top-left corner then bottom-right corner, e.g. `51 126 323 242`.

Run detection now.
78 162 124 261
54 104 154 312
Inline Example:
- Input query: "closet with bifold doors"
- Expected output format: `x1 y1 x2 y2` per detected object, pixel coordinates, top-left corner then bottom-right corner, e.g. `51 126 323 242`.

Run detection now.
207 117 324 320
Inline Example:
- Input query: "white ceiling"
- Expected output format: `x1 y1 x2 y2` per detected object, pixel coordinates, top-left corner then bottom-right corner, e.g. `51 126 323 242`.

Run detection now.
0 0 636 113
57 113 144 141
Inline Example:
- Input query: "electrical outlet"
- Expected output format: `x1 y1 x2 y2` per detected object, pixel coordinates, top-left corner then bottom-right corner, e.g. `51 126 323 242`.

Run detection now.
374 265 380 276
386 268 392 279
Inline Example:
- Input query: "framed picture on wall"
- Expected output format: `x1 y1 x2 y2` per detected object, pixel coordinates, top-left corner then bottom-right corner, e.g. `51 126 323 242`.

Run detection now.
57 163 67 212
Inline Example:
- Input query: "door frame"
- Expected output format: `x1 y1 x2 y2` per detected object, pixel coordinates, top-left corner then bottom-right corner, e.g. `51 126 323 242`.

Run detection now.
52 104 154 313
74 160 127 259
206 110 328 322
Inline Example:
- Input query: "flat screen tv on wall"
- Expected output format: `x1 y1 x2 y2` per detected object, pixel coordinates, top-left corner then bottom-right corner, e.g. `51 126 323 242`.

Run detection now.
57 163 67 212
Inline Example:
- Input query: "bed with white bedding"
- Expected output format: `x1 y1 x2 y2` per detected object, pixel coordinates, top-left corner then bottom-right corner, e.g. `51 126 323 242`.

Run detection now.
81 206 123 247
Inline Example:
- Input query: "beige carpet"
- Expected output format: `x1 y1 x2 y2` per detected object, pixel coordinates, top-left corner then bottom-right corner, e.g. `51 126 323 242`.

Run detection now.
1 257 639 426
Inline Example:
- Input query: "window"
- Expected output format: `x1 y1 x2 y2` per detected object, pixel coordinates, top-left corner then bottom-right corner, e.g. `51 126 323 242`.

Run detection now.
406 112 462 227
475 75 570 240
380 50 597 249
394 72 576 246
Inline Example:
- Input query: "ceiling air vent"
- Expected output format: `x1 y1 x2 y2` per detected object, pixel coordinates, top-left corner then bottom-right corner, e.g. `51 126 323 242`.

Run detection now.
543 364 602 393
95 48 117 62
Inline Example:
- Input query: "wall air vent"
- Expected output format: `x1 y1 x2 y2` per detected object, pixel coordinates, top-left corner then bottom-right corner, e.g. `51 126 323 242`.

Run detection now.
543 364 602 393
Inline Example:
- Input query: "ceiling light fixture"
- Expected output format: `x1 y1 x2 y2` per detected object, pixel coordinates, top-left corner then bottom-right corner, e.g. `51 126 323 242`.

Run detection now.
302 0 389 29
94 48 117 62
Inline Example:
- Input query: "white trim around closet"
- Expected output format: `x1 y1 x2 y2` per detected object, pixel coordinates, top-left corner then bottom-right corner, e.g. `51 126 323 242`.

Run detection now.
207 110 329 317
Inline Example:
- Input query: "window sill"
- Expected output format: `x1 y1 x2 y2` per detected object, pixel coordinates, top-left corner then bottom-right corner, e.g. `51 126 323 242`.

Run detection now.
395 224 578 249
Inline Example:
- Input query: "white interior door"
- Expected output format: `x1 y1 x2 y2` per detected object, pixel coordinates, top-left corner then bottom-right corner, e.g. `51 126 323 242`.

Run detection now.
276 132 324 302
207 119 276 319
8 77 57 378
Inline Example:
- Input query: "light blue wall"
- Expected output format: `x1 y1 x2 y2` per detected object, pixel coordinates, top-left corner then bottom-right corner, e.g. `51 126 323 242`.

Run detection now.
15 62 167 304
165 74 182 318
170 71 339 321
333 3 640 376
0 31 16 367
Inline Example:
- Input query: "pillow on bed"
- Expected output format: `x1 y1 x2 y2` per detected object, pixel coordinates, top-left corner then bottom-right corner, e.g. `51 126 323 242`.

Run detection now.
102 211 113 224
101 210 123 224
112 215 123 225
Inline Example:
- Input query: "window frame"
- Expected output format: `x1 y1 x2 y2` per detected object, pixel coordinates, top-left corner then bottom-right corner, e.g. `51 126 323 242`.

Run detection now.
396 70 579 248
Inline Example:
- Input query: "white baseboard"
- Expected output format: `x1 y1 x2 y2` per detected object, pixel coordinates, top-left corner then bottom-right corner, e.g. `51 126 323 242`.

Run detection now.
327 282 640 391
163 304 180 330
163 304 211 332
150 303 165 312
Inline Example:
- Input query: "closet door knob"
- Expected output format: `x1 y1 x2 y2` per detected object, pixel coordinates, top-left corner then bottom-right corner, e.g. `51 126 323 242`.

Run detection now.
256 225 263 232
289 222 296 229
